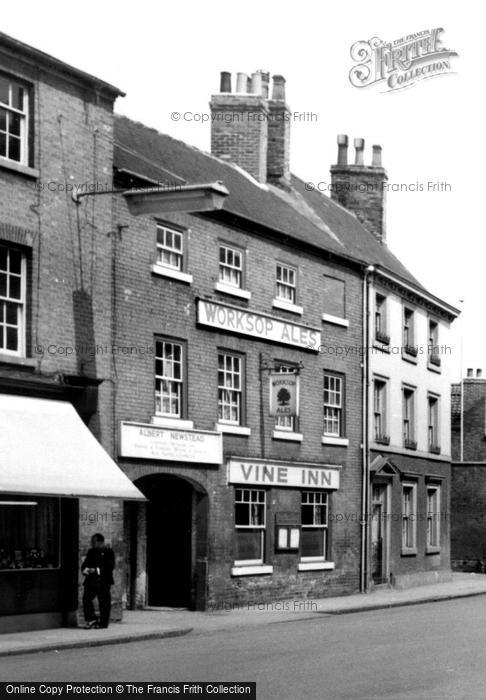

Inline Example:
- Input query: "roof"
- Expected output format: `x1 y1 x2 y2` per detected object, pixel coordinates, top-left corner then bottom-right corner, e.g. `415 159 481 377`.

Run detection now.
0 32 124 98
113 114 436 296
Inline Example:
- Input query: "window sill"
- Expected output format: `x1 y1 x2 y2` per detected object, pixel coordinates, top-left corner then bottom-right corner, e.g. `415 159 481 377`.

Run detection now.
151 416 194 430
402 353 418 365
0 157 39 179
215 423 251 436
272 430 303 442
426 546 441 555
298 561 335 572
0 354 37 369
321 313 349 328
151 264 193 284
215 282 251 300
231 565 273 577
272 298 303 315
401 548 417 557
427 362 442 374
321 436 349 447
373 342 390 354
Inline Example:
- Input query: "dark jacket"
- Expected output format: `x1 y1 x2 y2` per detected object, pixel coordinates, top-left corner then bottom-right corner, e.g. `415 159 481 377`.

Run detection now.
81 547 115 587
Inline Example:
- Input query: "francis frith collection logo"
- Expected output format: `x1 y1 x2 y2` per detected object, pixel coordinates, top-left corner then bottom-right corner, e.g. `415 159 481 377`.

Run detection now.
349 28 458 92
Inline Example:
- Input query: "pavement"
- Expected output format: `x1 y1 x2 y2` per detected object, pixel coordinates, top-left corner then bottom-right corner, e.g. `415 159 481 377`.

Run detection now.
1 572 486 657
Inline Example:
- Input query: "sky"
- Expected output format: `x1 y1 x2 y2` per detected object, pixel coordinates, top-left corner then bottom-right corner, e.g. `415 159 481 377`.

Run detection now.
3 1 482 379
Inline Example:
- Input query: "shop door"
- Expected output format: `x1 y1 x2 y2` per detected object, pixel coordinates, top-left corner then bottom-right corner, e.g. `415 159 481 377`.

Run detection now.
371 483 389 584
146 477 193 607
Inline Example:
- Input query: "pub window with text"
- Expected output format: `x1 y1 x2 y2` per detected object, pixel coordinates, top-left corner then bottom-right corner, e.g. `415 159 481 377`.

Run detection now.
234 488 266 564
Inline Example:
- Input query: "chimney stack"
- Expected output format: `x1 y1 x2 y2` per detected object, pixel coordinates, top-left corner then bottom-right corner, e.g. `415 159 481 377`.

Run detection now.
467 368 474 377
266 74 291 186
210 70 269 183
330 135 388 244
477 369 483 378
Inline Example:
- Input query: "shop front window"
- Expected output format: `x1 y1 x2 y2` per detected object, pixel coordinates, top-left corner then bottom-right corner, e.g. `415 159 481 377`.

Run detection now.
0 496 60 570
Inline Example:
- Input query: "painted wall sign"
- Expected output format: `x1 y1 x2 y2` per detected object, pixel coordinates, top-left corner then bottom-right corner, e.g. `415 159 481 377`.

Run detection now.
120 422 222 464
228 459 340 490
197 299 321 351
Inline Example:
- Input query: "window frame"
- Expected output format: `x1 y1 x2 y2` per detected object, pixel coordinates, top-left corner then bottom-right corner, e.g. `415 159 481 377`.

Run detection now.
323 371 345 438
155 223 186 273
218 243 245 290
0 73 30 166
154 338 186 419
402 385 416 449
373 377 389 444
234 487 266 566
0 243 27 357
275 262 297 305
374 293 390 345
301 491 329 562
426 484 441 551
217 350 245 426
401 481 417 554
428 318 441 369
427 393 441 453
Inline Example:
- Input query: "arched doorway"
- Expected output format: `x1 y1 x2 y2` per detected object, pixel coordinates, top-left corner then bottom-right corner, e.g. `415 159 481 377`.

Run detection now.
132 474 208 610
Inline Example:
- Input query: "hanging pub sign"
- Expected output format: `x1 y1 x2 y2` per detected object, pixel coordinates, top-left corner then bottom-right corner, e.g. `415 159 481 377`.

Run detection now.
269 370 299 418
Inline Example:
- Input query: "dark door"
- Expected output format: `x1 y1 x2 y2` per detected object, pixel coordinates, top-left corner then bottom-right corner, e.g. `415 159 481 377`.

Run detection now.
146 477 192 607
371 484 388 584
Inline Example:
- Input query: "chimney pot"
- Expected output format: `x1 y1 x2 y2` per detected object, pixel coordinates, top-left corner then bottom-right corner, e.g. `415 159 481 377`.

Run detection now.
467 368 474 377
236 72 248 93
372 144 382 167
271 75 286 100
354 138 365 165
477 369 483 378
337 134 349 166
250 72 263 95
220 72 232 93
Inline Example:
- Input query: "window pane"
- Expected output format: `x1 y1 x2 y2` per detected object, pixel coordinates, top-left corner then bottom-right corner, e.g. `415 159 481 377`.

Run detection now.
301 529 324 558
8 136 21 162
12 84 25 111
235 530 262 561
0 77 8 105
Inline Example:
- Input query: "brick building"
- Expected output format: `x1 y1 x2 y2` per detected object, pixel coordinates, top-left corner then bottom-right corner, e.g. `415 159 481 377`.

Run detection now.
0 35 460 626
104 69 458 608
450 369 486 571
0 33 142 633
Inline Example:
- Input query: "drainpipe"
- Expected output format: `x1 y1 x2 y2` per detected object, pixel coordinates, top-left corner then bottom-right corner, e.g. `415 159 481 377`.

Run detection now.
361 265 375 593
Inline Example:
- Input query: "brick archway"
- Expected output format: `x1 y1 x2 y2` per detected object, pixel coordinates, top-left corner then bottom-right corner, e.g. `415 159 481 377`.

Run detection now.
127 472 209 611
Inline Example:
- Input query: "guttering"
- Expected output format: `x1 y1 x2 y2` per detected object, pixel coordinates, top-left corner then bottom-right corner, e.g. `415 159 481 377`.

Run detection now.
360 264 374 593
373 266 460 319
72 181 230 216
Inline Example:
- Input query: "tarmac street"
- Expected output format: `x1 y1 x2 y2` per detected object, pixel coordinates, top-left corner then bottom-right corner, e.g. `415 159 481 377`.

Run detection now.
1 596 486 699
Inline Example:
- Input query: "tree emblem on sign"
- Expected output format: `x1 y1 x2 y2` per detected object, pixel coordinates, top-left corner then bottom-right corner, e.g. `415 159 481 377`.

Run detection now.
277 388 291 406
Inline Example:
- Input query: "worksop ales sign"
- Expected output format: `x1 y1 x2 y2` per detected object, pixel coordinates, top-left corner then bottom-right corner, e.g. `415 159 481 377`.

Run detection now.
197 299 321 350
